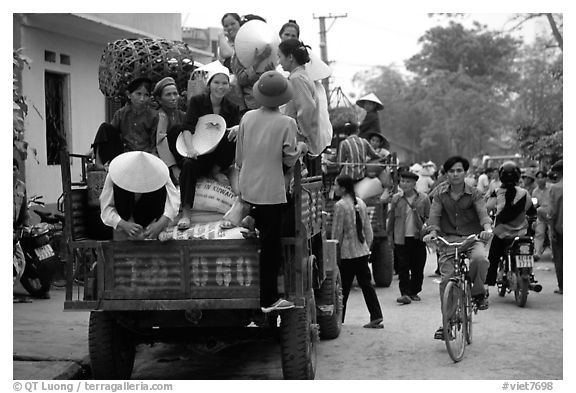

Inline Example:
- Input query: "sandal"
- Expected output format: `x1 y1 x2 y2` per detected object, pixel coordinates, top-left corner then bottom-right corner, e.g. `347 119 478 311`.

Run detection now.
363 318 384 329
177 216 191 230
241 229 258 239
241 216 256 232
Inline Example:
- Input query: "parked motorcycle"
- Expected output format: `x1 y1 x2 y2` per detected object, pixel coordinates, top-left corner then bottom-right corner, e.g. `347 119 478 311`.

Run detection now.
496 236 542 307
33 208 66 287
17 196 65 298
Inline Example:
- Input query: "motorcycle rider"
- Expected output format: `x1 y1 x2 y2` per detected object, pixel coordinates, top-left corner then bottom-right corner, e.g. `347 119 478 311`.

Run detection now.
13 159 29 288
485 161 536 291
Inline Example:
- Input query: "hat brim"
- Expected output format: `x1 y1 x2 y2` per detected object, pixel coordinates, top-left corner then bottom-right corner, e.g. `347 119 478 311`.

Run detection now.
399 172 419 181
356 99 384 111
176 114 227 157
356 93 384 110
252 80 293 107
305 50 332 81
109 151 169 193
359 131 389 149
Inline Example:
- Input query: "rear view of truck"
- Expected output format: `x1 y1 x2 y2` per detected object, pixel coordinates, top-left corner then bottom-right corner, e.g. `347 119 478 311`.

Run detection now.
60 151 342 380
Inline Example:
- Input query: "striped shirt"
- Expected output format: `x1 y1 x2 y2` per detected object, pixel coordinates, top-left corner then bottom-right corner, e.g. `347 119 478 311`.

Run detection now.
337 135 380 181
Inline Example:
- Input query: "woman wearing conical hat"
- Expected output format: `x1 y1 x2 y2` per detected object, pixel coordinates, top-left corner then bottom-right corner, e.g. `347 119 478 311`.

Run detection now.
356 92 384 135
100 151 180 240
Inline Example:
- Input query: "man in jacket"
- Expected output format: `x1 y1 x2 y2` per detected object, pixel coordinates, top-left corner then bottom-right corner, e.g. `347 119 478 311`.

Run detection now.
387 169 431 304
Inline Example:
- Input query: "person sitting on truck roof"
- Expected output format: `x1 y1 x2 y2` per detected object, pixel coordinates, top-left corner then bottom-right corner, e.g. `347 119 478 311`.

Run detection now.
153 77 187 185
100 151 180 240
92 77 157 166
167 65 240 230
236 70 307 313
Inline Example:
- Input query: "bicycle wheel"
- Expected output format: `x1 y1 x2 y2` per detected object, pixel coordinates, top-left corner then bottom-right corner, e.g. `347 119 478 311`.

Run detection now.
442 280 466 362
464 280 473 345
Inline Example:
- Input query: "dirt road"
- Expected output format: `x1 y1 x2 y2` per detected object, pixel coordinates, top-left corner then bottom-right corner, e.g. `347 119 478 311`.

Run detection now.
131 250 562 380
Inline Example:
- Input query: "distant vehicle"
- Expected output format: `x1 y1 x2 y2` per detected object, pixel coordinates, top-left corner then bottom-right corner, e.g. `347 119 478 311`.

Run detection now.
482 154 526 170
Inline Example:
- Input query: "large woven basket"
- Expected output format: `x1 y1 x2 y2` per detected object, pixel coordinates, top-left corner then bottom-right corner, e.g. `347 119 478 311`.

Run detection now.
328 87 358 130
99 38 196 98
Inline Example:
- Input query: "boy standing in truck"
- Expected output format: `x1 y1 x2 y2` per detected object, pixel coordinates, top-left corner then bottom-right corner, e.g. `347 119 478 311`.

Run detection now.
235 71 308 312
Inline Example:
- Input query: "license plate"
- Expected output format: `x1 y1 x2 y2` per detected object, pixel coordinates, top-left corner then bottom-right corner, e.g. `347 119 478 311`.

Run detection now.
516 255 533 268
34 244 54 260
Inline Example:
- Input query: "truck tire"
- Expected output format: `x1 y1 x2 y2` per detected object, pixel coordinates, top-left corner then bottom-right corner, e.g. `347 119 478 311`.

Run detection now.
280 293 318 379
315 269 343 340
89 312 135 379
371 237 394 287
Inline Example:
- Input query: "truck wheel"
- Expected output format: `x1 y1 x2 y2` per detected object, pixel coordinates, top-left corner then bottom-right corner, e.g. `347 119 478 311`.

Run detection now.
89 312 135 379
280 293 318 379
371 238 393 287
315 268 343 339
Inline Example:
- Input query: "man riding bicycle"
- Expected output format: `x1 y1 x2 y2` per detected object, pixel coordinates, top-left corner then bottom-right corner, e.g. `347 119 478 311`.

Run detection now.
423 156 493 340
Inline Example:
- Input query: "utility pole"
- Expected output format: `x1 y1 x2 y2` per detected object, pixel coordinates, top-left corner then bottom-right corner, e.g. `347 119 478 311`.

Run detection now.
313 13 347 103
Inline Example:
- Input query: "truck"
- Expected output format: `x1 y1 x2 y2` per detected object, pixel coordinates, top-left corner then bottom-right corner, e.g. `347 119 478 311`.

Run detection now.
323 131 398 288
60 150 343 380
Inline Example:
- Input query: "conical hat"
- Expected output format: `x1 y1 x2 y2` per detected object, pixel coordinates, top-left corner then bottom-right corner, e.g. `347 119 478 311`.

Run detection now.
176 114 227 157
235 20 279 73
108 151 169 193
356 93 384 110
305 50 332 81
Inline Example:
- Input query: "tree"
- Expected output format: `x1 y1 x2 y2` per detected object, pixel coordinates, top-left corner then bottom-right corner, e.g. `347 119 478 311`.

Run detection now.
13 49 32 161
511 37 563 165
508 13 563 52
405 22 521 161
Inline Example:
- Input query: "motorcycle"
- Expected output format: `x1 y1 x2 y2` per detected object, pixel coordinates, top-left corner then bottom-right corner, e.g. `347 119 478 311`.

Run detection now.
496 235 542 307
17 196 65 298
32 207 67 287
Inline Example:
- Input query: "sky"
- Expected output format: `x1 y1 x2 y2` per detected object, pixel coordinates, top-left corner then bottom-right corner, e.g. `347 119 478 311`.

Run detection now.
180 1 552 98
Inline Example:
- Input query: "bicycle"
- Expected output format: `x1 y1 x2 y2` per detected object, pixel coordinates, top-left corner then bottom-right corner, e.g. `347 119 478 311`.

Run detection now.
431 234 479 362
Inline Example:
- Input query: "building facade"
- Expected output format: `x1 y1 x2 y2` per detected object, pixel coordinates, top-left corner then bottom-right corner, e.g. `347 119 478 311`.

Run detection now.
13 13 183 208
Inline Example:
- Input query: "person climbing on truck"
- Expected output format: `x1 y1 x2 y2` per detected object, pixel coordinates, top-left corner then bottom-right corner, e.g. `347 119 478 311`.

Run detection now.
235 70 308 313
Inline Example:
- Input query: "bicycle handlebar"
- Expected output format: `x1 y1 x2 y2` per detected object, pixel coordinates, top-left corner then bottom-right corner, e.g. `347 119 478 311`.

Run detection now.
431 234 479 248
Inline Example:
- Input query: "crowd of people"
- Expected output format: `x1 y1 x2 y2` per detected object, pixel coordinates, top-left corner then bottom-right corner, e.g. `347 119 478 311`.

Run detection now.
87 14 336 314
382 156 563 338
14 12 563 335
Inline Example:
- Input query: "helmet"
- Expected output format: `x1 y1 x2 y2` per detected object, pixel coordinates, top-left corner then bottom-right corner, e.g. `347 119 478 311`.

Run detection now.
499 161 521 185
